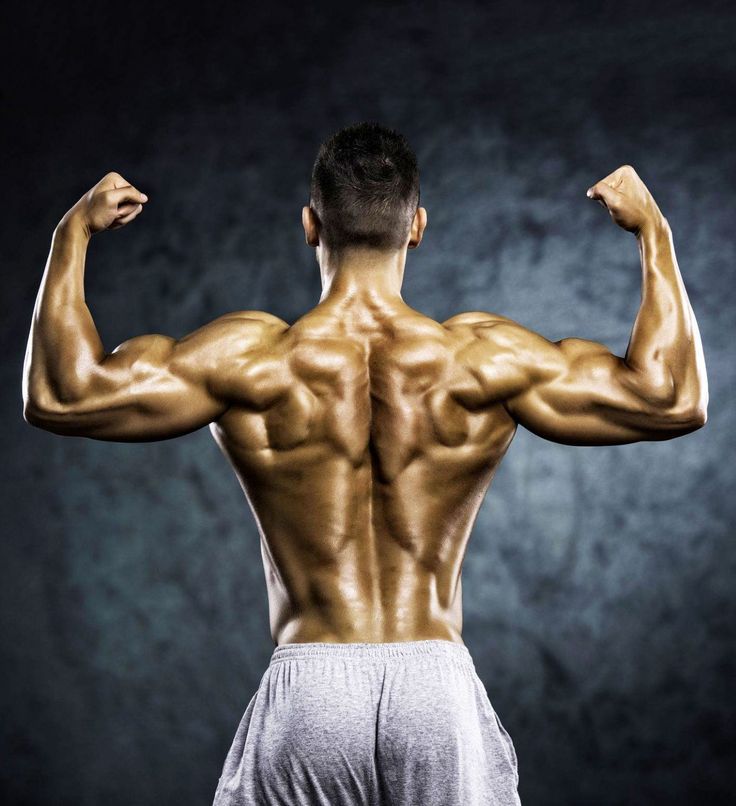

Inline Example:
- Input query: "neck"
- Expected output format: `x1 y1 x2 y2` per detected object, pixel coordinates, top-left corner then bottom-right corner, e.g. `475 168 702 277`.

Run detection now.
318 245 407 305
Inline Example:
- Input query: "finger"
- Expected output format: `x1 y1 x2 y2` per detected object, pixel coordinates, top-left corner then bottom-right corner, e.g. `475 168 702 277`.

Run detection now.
106 185 148 207
109 185 148 205
117 203 143 224
598 164 633 186
586 180 622 208
96 171 126 190
109 203 143 229
110 173 131 188
116 201 140 216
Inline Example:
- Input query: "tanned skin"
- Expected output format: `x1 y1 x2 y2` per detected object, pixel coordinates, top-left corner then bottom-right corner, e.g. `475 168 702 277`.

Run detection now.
23 166 708 646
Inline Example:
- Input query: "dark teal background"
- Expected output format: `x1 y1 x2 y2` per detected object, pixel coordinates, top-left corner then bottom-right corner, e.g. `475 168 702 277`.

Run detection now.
3 1 734 803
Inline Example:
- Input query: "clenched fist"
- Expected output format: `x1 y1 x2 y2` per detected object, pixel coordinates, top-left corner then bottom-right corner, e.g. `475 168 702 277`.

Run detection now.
60 171 148 236
586 165 665 237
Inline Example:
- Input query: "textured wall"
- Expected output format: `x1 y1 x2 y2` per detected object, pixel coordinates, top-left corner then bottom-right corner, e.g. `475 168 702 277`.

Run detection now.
2 1 734 804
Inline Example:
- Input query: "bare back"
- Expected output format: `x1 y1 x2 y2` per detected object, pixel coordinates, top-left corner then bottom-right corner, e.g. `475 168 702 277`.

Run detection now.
210 303 518 646
25 165 707 651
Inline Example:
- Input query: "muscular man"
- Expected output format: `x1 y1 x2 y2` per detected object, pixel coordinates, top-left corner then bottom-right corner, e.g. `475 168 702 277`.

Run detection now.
23 123 708 806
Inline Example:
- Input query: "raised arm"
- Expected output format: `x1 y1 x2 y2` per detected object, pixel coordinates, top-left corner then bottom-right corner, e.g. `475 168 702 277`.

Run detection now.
456 165 708 446
22 172 288 442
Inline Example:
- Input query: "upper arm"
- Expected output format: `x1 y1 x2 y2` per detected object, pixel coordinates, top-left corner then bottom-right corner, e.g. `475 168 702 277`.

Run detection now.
448 312 705 446
28 310 288 442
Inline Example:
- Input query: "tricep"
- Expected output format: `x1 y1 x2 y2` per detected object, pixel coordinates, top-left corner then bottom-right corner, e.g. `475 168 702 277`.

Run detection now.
504 335 705 445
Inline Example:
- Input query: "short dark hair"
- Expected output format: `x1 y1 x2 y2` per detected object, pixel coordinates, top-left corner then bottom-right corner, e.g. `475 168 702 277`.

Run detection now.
309 122 420 252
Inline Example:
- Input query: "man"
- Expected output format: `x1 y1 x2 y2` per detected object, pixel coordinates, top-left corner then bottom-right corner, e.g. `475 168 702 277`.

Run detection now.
23 122 708 805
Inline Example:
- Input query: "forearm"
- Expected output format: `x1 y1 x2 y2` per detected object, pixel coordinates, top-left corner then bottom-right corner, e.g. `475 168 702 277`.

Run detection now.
624 217 708 417
23 214 106 413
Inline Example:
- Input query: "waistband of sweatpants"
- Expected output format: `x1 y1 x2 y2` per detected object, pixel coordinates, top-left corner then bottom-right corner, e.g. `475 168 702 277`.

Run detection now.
269 639 475 668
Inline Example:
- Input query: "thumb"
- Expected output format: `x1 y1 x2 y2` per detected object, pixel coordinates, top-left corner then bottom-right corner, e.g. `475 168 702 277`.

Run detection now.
107 185 148 207
586 181 621 208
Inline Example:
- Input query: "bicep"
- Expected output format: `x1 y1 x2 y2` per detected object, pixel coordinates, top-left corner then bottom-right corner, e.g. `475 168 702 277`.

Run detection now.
38 331 227 442
503 335 699 446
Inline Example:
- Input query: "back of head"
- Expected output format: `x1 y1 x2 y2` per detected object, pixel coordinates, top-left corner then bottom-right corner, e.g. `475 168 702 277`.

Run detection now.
309 122 420 252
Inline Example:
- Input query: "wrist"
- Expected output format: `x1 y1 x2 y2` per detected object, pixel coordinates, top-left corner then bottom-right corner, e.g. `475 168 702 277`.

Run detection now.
636 215 670 242
55 210 91 242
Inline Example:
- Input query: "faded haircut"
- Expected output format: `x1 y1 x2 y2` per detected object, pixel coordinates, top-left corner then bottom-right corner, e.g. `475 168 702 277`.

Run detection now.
309 122 420 251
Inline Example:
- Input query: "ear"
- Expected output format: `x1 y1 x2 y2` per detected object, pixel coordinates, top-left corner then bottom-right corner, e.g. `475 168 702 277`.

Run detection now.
302 205 321 247
407 206 427 249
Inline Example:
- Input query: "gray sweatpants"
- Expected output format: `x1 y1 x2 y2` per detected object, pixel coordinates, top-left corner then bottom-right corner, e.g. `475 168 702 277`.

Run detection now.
212 639 521 805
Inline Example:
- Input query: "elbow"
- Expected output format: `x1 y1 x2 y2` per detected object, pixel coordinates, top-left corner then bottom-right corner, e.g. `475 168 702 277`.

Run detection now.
633 364 709 435
665 400 708 433
23 405 45 430
686 405 708 429
23 398 50 429
657 374 709 432
22 396 66 431
679 385 709 430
